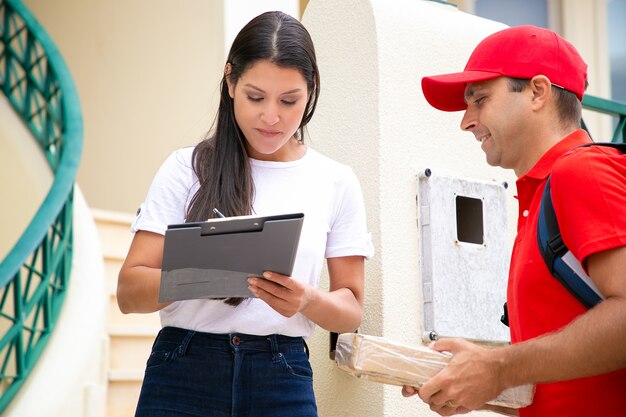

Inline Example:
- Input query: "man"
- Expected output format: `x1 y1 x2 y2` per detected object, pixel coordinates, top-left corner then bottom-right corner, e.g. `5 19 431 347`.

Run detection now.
403 25 626 416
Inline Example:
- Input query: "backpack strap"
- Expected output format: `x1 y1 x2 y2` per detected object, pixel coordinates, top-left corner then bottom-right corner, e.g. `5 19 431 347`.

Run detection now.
536 142 626 309
537 177 605 308
575 142 626 152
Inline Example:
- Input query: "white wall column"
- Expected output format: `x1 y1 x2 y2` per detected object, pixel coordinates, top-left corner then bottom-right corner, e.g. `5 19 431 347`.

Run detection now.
303 1 516 415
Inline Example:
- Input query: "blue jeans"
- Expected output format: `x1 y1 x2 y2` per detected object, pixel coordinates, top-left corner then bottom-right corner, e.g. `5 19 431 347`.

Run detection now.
134 327 318 417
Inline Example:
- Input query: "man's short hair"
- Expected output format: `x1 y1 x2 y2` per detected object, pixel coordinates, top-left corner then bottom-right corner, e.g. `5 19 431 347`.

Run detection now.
507 77 584 128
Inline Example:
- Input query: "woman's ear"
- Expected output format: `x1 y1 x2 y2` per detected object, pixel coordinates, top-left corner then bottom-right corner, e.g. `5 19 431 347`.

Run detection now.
225 63 234 99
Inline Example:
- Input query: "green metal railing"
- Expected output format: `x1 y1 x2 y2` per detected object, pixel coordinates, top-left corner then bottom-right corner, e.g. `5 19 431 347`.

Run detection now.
0 0 82 412
582 94 626 143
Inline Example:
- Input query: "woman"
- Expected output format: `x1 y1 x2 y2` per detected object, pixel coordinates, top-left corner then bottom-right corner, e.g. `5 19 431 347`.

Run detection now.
118 11 373 417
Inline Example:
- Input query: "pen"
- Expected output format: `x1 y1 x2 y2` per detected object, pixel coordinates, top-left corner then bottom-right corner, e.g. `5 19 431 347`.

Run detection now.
212 208 226 218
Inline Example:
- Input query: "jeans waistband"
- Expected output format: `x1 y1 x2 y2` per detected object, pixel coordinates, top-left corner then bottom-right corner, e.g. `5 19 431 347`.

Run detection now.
157 326 307 355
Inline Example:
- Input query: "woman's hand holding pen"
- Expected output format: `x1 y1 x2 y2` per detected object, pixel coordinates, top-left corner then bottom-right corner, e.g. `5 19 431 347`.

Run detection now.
248 272 315 317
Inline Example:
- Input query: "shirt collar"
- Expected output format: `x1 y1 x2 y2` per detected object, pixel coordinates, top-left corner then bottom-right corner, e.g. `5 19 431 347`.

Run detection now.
521 129 592 181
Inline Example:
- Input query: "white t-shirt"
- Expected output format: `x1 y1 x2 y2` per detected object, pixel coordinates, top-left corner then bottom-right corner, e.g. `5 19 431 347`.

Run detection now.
132 146 373 337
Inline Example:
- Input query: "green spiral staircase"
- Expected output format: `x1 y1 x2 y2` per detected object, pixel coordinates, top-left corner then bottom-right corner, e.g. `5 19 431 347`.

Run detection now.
0 0 82 413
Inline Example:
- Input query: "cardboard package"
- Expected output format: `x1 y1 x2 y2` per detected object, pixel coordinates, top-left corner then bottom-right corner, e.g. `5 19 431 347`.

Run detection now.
335 333 534 409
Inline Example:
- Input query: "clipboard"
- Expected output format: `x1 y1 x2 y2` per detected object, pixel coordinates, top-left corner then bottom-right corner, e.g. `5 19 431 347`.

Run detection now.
158 212 304 302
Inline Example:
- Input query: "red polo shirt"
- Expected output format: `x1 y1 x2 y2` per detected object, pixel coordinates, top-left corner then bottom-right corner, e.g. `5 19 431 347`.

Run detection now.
508 129 626 417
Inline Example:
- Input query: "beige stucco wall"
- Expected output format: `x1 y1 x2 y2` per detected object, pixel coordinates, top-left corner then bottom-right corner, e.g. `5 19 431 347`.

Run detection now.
24 0 226 214
0 95 52 260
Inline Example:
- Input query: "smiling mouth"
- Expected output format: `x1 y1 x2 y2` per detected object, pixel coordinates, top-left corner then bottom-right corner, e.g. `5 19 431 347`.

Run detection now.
477 133 491 143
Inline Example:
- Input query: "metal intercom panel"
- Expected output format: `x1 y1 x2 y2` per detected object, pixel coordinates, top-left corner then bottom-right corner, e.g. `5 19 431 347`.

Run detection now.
417 169 510 343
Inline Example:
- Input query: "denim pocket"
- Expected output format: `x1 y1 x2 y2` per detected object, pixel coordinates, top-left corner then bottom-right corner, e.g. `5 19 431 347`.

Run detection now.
145 338 180 369
278 351 313 379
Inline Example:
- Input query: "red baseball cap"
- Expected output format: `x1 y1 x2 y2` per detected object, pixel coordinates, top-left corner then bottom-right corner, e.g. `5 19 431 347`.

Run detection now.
421 25 587 112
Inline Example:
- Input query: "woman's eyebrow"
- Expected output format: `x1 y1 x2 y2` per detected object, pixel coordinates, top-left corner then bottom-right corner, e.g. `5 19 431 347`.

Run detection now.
243 83 303 95
243 84 265 93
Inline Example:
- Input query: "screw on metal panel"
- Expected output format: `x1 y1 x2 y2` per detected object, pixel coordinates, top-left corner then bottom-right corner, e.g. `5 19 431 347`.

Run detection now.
422 330 439 342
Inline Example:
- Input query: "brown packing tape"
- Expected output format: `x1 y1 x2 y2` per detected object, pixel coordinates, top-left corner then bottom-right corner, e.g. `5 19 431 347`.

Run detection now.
335 333 534 409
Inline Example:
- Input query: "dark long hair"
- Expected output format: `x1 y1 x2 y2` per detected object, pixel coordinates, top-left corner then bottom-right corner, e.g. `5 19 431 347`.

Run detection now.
186 11 320 306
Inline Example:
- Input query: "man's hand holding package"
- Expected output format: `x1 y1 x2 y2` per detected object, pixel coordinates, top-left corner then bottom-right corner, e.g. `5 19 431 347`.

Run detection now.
407 338 511 415
334 332 532 411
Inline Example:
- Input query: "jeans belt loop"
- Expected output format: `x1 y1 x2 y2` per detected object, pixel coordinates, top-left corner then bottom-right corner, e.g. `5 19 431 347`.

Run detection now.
178 330 195 356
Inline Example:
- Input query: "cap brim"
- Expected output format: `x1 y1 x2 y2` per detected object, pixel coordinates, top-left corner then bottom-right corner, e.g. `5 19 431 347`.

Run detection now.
421 70 502 112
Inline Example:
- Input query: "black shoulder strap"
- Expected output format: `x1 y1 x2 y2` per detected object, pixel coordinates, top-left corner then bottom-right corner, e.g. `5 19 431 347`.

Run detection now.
575 142 626 152
537 142 626 309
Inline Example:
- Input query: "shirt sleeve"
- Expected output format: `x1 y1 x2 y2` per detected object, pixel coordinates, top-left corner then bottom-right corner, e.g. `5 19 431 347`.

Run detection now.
325 168 374 260
131 148 197 235
551 146 626 265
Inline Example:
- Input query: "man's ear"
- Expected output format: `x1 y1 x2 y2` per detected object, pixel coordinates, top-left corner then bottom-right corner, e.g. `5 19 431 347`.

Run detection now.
225 63 234 99
529 75 552 110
